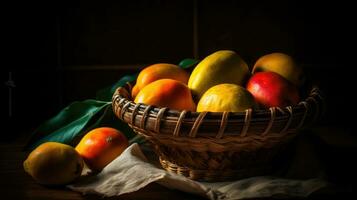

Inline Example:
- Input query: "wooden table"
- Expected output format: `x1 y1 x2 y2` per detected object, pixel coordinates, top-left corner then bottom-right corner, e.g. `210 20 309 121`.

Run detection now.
1 126 356 199
0 139 207 200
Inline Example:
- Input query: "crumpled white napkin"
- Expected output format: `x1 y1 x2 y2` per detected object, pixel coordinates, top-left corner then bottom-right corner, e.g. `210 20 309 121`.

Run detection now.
68 143 328 200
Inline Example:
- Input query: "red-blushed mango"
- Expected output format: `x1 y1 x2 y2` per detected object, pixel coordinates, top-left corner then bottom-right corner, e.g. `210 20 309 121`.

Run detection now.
247 72 300 108
75 127 128 171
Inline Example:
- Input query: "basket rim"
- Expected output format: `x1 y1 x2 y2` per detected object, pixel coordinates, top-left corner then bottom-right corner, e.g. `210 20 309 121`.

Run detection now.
112 83 324 138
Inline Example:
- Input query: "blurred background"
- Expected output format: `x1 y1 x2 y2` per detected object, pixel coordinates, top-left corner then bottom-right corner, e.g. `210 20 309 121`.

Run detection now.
2 0 354 137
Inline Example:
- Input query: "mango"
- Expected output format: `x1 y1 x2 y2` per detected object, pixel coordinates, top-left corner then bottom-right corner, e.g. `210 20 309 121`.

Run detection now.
197 84 256 112
23 142 83 185
136 63 189 91
188 50 250 100
252 52 304 86
135 79 196 111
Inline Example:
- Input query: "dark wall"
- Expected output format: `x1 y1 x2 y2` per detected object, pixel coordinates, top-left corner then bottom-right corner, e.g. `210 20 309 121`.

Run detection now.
60 1 194 66
3 1 61 137
3 0 354 137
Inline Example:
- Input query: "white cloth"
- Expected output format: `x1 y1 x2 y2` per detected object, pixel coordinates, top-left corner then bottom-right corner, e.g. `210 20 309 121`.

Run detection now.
68 144 328 200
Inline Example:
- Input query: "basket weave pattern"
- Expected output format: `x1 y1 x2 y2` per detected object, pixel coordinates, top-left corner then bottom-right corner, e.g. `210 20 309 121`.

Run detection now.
112 84 324 181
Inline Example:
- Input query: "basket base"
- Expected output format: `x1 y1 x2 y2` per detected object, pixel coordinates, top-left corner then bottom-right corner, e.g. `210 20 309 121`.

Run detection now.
133 129 294 182
159 157 273 182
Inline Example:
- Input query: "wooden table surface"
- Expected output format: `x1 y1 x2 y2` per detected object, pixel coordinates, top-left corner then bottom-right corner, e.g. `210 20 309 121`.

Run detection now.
0 141 207 200
1 126 356 199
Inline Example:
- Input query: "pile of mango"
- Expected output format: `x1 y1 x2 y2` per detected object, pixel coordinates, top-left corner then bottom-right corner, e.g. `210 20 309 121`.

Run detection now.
133 50 302 112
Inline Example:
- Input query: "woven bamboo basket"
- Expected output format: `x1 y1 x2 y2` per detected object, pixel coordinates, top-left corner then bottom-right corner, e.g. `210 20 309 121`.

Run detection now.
112 83 324 181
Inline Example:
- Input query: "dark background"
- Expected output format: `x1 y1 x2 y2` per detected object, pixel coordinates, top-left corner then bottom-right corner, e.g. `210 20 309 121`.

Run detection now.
1 0 357 196
2 0 355 137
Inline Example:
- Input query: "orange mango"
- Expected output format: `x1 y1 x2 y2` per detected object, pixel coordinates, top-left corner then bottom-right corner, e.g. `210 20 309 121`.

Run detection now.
134 79 196 111
136 63 189 91
75 127 128 171
131 84 140 99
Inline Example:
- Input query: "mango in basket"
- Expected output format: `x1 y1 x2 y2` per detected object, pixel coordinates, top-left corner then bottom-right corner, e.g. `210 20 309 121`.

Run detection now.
133 63 190 97
197 83 257 112
188 50 250 100
247 71 300 108
252 52 304 86
23 142 83 185
76 127 129 171
135 79 196 111
131 84 140 99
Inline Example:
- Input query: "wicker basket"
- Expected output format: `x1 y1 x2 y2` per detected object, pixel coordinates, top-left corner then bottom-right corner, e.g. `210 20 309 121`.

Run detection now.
112 84 324 181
